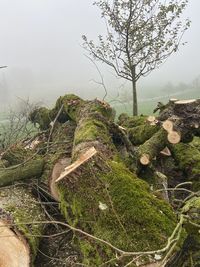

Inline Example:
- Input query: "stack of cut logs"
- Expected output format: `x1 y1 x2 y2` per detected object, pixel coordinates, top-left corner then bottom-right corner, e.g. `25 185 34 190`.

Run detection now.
0 95 200 267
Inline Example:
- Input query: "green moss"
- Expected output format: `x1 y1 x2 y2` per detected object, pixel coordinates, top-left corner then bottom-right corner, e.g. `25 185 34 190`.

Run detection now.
128 124 159 145
172 143 200 190
74 118 111 146
1 145 33 166
58 160 176 265
51 94 84 122
191 136 200 151
88 100 115 121
0 158 44 187
118 113 147 128
29 107 52 130
182 197 200 235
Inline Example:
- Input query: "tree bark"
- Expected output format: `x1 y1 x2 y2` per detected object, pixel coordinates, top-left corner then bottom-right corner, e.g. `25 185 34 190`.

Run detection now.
50 96 177 266
132 66 138 116
0 158 44 187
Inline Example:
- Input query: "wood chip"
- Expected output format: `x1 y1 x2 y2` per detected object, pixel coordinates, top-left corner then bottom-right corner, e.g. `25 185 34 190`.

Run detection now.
147 115 156 123
160 147 171 156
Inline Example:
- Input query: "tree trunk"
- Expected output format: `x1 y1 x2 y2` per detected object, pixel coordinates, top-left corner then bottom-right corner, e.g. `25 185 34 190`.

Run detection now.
51 96 176 266
132 65 138 116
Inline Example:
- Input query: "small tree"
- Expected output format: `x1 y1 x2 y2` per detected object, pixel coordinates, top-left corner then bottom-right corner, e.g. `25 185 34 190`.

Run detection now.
82 0 190 115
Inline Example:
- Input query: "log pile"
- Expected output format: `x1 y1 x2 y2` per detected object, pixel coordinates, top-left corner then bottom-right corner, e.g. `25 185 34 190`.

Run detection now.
0 95 200 266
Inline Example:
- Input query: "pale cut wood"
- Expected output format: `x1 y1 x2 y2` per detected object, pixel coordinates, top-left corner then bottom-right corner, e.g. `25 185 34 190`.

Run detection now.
169 98 178 102
147 115 156 123
167 131 181 144
56 147 97 183
175 99 196 105
140 154 150 165
162 120 173 132
160 146 171 156
118 125 126 131
0 221 30 267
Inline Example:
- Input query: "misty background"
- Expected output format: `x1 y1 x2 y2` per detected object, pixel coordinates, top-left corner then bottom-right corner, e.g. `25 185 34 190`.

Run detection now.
0 0 199 113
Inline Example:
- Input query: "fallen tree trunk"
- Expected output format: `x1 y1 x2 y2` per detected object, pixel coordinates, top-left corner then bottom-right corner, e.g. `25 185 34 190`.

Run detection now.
47 96 177 266
128 123 159 145
137 128 168 165
1 94 200 266
0 158 44 187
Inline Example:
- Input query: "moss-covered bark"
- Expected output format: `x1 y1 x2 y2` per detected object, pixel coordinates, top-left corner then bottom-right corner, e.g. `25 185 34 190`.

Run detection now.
51 96 177 266
137 128 168 165
128 124 159 145
118 113 147 128
58 160 176 266
2 94 199 266
0 158 44 187
172 142 200 191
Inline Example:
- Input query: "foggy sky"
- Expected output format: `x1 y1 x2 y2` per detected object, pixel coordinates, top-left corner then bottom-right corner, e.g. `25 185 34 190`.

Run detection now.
0 0 199 106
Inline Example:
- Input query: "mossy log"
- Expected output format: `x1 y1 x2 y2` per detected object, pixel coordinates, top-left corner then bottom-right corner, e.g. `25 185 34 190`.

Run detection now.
157 99 200 142
2 94 200 266
118 113 147 128
48 96 178 266
0 185 46 266
137 128 168 165
128 123 159 145
0 158 44 187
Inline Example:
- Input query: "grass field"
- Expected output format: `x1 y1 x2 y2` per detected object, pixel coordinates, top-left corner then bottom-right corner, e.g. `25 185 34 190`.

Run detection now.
112 88 200 116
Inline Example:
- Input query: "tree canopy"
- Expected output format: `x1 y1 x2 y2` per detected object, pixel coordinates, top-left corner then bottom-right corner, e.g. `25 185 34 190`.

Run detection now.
83 0 190 115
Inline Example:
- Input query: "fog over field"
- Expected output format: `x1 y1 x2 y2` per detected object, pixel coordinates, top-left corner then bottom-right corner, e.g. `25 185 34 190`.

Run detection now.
0 0 199 110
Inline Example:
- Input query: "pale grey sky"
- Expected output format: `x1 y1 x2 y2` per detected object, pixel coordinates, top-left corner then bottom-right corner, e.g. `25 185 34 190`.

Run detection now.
0 0 199 105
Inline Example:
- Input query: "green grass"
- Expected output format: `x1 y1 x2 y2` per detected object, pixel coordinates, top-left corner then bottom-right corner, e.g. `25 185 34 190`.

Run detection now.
112 89 200 117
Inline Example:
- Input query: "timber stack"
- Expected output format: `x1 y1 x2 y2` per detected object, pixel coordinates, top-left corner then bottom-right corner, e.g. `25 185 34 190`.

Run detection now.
0 94 200 267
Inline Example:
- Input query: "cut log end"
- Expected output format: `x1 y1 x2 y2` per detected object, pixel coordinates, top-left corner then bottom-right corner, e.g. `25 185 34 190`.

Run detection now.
169 98 178 103
140 154 150 165
49 158 71 201
167 131 181 144
55 147 97 183
0 221 30 267
147 116 156 123
162 120 173 132
175 99 196 105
